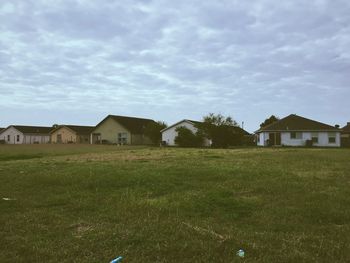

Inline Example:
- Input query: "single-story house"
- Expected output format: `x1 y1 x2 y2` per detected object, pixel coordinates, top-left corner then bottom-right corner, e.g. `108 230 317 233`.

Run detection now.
341 122 350 147
161 119 209 146
51 125 95 144
161 119 250 146
255 114 341 147
0 125 53 144
90 115 156 145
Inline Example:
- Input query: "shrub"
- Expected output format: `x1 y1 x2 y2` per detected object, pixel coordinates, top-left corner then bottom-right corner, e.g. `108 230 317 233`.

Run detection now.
174 126 203 147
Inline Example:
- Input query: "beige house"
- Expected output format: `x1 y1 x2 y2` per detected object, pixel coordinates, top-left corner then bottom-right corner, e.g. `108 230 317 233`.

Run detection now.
91 115 155 145
51 125 94 144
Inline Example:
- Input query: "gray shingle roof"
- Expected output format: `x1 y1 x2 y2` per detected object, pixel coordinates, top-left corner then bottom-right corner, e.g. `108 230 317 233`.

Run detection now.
96 115 156 134
12 125 53 134
256 114 339 132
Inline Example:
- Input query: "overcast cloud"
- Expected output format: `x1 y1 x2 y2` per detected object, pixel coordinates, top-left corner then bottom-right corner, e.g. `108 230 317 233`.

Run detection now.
1 0 349 131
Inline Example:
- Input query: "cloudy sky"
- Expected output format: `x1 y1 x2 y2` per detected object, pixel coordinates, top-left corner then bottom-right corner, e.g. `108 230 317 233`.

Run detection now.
1 0 349 132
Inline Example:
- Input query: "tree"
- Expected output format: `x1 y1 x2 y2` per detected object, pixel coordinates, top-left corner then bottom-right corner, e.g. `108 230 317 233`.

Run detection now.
144 121 167 144
174 126 203 147
260 115 279 128
196 113 243 148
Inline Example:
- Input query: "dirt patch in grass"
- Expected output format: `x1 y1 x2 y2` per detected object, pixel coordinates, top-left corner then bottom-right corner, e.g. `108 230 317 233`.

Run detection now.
69 222 94 238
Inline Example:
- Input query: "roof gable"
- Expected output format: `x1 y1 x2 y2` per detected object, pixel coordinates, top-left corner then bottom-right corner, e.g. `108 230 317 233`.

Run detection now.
51 125 95 135
257 114 339 132
96 115 156 134
161 119 198 132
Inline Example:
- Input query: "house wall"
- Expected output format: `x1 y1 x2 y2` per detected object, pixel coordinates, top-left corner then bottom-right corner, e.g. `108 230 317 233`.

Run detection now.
77 135 90 144
281 132 340 147
131 134 153 145
51 127 77 143
23 135 50 144
257 131 340 147
0 127 50 144
162 121 196 146
161 121 211 146
91 117 131 144
257 132 268 146
0 127 24 144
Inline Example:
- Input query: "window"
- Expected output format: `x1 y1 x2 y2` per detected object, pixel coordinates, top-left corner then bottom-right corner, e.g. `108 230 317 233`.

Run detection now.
328 132 336 143
118 132 128 144
311 132 318 144
290 132 302 139
7 135 10 142
16 135 20 142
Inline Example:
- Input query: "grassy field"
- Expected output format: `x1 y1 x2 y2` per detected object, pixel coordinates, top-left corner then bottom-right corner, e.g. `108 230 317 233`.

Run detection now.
0 145 349 262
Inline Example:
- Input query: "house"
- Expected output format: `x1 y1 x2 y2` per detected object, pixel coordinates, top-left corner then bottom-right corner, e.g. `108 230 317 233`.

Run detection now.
256 114 341 147
50 125 95 144
161 119 207 146
341 122 350 147
0 125 53 144
161 119 251 146
90 115 156 145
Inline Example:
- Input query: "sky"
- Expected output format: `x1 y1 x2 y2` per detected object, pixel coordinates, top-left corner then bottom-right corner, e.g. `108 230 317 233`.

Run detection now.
0 0 349 132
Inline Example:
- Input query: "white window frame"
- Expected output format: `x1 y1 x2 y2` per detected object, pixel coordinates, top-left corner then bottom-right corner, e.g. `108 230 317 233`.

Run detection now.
290 132 302 139
311 132 318 144
328 132 336 144
118 132 128 144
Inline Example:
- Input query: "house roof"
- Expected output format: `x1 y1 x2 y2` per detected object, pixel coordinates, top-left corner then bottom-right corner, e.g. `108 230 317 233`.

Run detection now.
95 115 156 134
161 119 199 132
51 125 95 135
256 114 339 133
9 125 53 134
342 123 350 133
161 119 250 135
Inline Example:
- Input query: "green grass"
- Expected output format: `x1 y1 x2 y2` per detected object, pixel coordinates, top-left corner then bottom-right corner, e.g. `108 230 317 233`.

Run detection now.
0 145 349 262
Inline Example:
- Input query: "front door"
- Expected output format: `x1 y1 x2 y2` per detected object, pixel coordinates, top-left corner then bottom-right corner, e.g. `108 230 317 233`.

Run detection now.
57 134 62 143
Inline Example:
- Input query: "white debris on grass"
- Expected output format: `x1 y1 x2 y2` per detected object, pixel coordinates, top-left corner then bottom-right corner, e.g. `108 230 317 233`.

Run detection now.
2 197 16 201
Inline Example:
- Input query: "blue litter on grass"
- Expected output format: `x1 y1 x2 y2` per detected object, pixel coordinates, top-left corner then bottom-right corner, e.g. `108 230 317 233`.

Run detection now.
110 256 123 263
237 249 245 258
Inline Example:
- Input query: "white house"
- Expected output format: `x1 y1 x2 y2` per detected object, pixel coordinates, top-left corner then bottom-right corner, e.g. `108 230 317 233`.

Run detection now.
256 114 341 147
0 125 53 144
161 119 211 146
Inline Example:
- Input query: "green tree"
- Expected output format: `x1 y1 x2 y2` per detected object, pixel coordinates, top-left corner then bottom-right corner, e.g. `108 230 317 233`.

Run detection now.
196 113 243 148
144 121 167 144
174 126 203 147
260 115 279 128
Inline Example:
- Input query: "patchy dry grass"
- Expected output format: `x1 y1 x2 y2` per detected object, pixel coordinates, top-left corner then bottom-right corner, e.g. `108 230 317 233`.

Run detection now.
0 145 350 262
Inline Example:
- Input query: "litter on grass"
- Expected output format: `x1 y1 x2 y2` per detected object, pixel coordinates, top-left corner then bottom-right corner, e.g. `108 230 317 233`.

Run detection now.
2 197 16 201
237 249 245 258
110 256 123 263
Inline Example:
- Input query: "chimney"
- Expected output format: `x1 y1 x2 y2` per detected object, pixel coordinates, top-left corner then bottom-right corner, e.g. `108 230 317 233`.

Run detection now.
348 122 350 126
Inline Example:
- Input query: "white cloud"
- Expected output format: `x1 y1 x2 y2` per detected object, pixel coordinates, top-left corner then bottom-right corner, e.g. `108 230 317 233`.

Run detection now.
0 0 349 131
